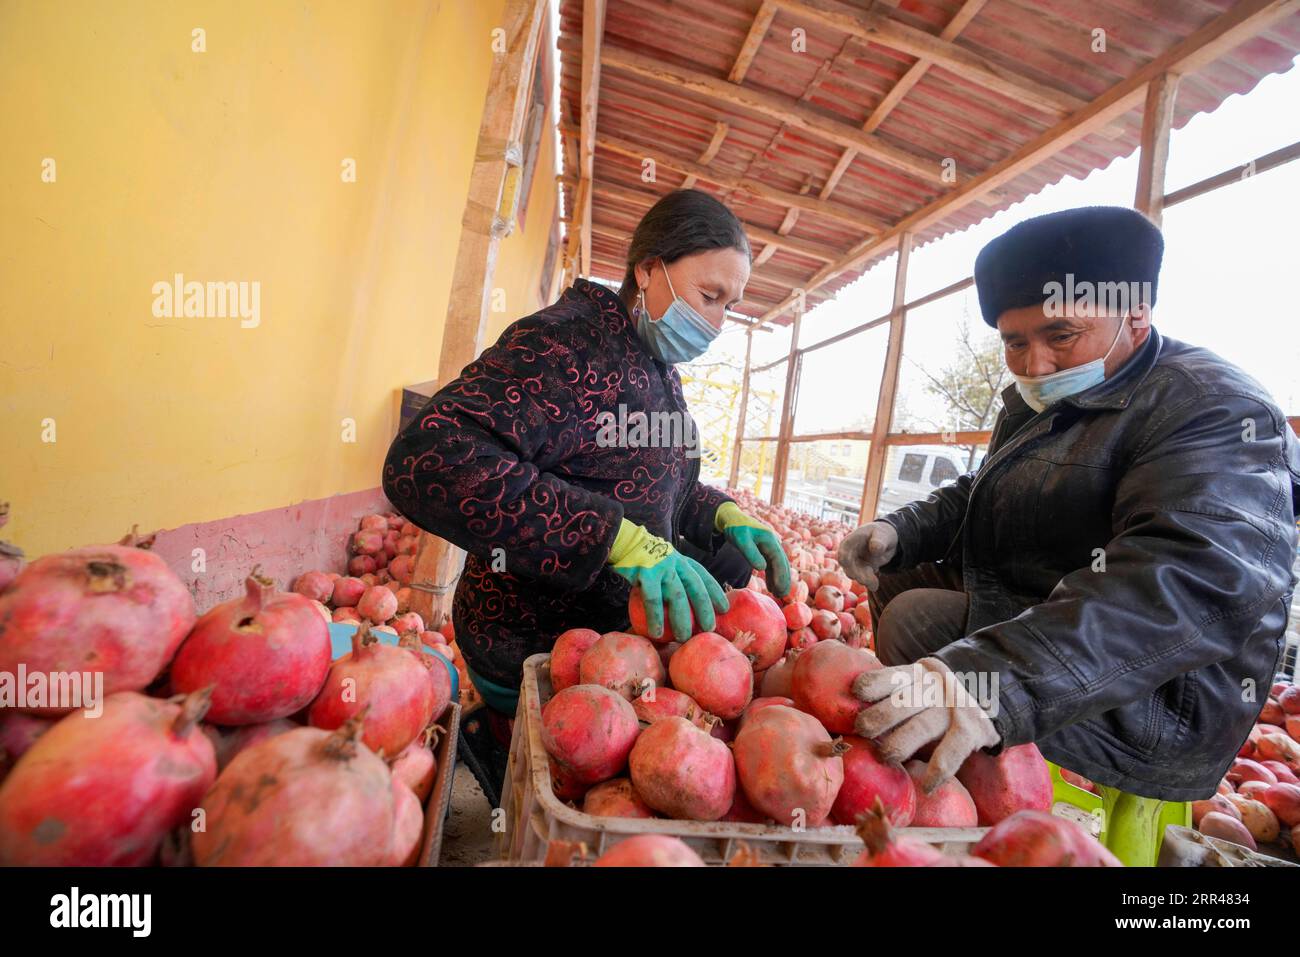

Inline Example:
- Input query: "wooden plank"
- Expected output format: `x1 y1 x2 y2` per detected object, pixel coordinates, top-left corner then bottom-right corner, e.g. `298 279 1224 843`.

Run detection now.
730 329 754 487
1134 72 1180 226
599 132 891 232
858 232 912 523
756 0 1300 327
729 0 777 84
601 44 948 185
1163 139 1300 208
885 429 992 447
578 0 607 276
770 308 803 505
772 0 1085 115
413 0 547 629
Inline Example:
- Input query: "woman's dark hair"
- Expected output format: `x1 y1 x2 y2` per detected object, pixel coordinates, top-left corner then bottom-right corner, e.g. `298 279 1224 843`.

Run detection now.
618 189 751 306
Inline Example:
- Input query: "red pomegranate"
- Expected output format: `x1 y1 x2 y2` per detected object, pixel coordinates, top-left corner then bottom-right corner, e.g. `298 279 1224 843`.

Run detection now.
212 718 297 771
391 734 438 803
171 569 331 726
790 639 881 734
632 686 712 729
388 778 424 866
579 632 665 700
193 717 395 866
732 705 846 827
581 778 656 819
541 685 639 786
833 735 917 827
852 801 993 867
668 632 753 720
0 543 196 713
759 650 801 698
713 588 787 670
594 835 705 867
550 628 602 692
308 623 436 757
331 576 367 608
0 690 216 865
397 632 453 724
905 760 980 826
973 810 1123 867
628 586 696 644
292 571 334 604
629 716 736 821
358 585 398 623
955 743 1053 826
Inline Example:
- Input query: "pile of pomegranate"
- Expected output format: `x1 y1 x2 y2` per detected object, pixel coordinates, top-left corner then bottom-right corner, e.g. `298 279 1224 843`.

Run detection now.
537 503 1122 866
1192 681 1300 857
0 510 452 867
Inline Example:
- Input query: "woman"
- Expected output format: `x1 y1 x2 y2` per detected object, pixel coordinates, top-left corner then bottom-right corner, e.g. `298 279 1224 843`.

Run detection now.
382 189 791 805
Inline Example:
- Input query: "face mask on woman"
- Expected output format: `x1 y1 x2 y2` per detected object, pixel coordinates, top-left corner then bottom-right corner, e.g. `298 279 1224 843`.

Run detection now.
633 261 720 364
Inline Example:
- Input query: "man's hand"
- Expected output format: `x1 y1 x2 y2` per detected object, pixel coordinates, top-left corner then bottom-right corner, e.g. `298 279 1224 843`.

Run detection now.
837 521 899 591
608 519 729 641
714 501 792 598
852 656 1000 794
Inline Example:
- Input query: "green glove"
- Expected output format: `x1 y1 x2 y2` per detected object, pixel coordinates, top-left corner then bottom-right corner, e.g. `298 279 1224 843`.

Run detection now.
608 519 729 641
714 501 792 598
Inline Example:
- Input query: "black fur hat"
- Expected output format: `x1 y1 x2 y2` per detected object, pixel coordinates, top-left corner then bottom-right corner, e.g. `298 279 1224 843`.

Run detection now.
974 206 1164 327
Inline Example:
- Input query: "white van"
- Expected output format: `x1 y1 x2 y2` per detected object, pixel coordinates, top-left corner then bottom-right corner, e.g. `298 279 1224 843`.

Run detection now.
878 445 974 514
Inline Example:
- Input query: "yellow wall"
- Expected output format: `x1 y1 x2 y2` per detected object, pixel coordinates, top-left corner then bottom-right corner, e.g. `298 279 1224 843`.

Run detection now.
0 0 560 557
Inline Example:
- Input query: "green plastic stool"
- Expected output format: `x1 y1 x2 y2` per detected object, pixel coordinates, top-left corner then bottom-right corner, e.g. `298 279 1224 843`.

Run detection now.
1047 762 1191 867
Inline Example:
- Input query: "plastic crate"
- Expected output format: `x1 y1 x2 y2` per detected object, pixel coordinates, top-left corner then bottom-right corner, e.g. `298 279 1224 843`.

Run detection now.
417 701 460 867
498 653 988 866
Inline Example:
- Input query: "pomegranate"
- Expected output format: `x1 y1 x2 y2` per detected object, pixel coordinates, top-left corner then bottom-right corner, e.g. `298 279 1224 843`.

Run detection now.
193 717 394 866
629 717 735 821
212 718 297 771
955 743 1053 826
348 555 377 577
331 576 367 608
732 705 845 827
171 569 331 725
905 760 978 826
790 639 880 734
0 711 55 772
541 685 639 785
594 835 705 867
833 735 917 827
359 514 389 534
392 612 425 636
352 529 385 556
1228 758 1277 786
550 628 602 692
759 650 800 698
1261 760 1300 784
549 757 591 801
0 543 196 713
783 603 812 630
1198 811 1257 851
1192 794 1240 826
292 571 334 604
388 778 424 866
308 623 436 757
632 686 711 729
581 778 655 818
1259 782 1300 827
389 554 414 584
333 606 362 624
739 695 795 730
0 690 216 865
391 734 438 803
722 786 768 823
788 627 818 650
397 632 453 723
1278 685 1300 714
668 632 753 720
814 585 844 613
974 811 1123 866
810 608 841 641
358 585 398 623
579 632 665 700
713 588 787 670
852 801 955 867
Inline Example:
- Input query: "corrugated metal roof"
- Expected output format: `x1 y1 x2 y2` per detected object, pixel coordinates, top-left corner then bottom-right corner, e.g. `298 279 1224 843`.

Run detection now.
556 0 1300 323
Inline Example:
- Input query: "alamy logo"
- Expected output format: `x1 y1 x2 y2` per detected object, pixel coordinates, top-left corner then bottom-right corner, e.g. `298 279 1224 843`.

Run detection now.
595 405 701 459
0 666 103 717
151 273 260 328
1042 273 1152 325
50 887 151 937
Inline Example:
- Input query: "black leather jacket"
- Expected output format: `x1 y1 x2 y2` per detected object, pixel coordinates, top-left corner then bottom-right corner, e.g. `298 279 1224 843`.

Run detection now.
880 329 1300 800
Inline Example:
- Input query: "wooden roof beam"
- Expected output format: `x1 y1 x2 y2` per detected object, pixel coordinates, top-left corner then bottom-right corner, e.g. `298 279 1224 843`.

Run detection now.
729 0 777 84
577 0 607 277
755 0 1300 327
771 0 1086 116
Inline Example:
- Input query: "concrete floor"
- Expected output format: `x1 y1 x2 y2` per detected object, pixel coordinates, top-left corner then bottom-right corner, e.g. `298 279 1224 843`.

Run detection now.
435 763 500 866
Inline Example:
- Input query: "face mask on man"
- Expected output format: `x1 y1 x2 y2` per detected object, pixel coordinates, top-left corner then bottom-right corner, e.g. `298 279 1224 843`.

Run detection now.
1013 314 1131 413
633 261 720 364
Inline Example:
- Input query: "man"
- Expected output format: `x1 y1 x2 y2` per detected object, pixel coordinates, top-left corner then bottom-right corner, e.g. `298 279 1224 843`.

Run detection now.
839 206 1300 799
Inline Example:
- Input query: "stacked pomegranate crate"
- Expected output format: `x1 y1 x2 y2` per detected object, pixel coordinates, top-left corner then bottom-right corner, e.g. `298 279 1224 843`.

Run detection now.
496 492 1122 866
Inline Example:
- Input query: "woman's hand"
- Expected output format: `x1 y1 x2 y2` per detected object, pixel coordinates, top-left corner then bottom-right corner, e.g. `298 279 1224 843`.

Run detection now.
713 501 791 598
608 519 729 641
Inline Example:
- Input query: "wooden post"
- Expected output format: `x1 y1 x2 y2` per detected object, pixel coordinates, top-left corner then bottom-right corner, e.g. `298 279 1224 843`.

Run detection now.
769 305 803 505
408 0 547 629
1134 72 1181 226
577 0 606 276
858 233 913 524
729 328 753 488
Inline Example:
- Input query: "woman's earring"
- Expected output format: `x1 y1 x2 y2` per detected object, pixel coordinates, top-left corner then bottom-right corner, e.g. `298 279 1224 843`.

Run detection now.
634 289 646 322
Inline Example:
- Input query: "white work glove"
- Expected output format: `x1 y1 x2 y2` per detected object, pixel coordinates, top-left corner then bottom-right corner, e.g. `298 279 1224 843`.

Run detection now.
837 521 899 592
852 656 1000 794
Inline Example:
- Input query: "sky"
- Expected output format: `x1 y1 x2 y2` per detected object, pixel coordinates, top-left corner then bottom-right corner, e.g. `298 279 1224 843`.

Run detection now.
699 55 1300 436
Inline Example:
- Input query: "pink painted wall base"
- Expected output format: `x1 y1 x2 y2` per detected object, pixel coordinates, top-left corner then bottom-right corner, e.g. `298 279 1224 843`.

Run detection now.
145 487 393 613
